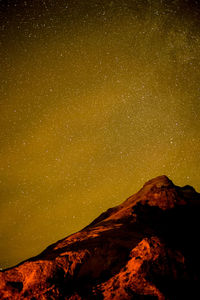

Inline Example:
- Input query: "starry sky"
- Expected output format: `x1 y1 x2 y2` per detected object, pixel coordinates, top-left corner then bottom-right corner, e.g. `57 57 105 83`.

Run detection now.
1 0 200 269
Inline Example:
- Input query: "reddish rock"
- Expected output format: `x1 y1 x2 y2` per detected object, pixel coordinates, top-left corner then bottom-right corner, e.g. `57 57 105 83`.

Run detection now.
0 175 200 299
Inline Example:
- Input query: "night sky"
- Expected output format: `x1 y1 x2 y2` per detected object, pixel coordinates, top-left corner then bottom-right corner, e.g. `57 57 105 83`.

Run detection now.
1 0 200 269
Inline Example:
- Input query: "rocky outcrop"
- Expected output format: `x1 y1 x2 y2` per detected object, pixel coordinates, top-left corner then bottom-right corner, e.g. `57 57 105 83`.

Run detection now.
0 175 200 299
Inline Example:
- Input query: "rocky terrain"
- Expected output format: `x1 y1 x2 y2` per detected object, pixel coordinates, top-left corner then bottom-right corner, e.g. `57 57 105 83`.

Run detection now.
0 175 200 299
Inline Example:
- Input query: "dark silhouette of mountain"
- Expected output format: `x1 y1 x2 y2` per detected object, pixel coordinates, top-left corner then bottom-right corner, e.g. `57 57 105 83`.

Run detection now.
0 175 200 299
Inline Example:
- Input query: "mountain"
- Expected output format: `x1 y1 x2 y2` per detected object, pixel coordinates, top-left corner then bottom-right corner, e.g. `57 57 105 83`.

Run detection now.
0 175 200 299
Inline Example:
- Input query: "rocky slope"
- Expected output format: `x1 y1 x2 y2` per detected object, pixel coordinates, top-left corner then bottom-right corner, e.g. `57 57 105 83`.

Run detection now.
0 175 200 299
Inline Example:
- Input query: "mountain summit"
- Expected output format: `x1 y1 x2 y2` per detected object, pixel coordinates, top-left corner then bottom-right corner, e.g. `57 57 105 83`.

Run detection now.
0 175 200 299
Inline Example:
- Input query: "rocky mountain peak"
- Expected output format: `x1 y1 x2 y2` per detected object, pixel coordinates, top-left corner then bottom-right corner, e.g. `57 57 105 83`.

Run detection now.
0 176 200 299
142 175 174 188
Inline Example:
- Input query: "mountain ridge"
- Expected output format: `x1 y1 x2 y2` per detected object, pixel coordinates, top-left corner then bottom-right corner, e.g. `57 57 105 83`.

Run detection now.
0 175 200 299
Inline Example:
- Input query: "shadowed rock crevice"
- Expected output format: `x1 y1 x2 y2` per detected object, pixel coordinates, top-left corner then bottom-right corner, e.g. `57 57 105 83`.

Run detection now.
6 281 23 292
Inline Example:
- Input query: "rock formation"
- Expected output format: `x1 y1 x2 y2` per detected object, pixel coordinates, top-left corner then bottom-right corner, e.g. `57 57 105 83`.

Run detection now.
0 175 200 299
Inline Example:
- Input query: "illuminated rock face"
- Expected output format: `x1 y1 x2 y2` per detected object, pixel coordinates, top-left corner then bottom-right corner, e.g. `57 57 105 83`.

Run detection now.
0 175 200 299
